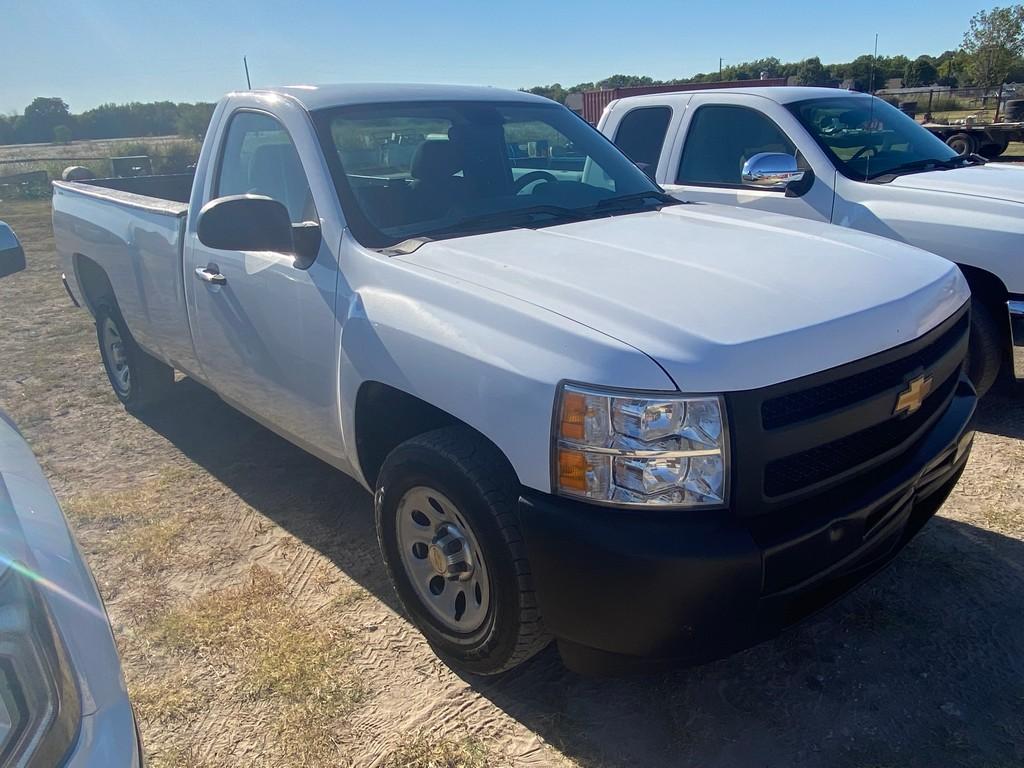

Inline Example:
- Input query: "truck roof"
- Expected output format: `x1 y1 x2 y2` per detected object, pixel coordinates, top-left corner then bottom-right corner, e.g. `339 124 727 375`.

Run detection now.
611 86 863 108
244 83 552 112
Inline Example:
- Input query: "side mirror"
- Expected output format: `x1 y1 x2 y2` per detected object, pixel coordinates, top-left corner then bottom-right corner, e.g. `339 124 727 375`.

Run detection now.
741 152 805 190
197 195 295 253
0 222 26 279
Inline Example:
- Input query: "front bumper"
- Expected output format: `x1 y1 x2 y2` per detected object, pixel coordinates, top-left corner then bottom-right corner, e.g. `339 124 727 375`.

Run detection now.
518 379 976 675
1009 297 1024 382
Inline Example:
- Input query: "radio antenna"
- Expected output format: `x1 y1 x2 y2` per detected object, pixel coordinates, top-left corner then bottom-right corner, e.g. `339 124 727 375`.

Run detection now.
865 33 879 178
243 56 252 90
868 34 878 93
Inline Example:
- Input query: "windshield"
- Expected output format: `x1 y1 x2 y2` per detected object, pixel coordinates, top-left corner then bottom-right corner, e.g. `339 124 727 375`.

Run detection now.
788 95 962 181
314 100 672 248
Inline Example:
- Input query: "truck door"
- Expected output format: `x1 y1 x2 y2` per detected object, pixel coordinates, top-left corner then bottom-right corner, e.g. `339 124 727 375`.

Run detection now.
657 95 835 222
185 108 343 458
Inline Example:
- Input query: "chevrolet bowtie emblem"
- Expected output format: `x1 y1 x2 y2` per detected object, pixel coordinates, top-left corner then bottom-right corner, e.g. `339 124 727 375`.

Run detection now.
895 374 933 416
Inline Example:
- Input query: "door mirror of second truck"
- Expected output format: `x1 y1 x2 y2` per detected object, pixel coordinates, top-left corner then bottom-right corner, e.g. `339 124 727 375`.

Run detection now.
741 152 805 190
0 222 26 279
197 194 300 255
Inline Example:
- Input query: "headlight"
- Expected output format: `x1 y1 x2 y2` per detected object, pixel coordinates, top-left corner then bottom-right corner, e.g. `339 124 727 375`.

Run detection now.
553 383 728 507
0 561 80 768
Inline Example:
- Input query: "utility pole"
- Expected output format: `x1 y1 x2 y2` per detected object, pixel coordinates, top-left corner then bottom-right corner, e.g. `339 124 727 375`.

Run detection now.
719 57 723 80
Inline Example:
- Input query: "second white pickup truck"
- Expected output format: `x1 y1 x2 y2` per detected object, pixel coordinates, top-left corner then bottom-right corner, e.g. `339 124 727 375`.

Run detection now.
53 84 976 675
600 86 1024 395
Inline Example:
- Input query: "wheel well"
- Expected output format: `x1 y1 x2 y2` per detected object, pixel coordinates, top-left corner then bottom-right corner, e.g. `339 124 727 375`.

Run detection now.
958 264 1008 307
354 382 501 488
73 254 114 313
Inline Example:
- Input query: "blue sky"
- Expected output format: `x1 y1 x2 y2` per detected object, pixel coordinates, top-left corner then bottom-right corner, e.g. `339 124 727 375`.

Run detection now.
3 0 1002 113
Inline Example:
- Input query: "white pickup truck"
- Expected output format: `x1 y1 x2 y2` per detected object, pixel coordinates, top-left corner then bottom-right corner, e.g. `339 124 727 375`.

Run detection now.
599 86 1024 395
53 84 976 675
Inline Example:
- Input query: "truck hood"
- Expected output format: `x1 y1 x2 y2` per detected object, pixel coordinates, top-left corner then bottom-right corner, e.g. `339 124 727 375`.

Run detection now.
887 162 1024 204
397 203 968 392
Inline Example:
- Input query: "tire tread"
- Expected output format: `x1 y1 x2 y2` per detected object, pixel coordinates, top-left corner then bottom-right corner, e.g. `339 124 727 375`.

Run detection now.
380 426 550 674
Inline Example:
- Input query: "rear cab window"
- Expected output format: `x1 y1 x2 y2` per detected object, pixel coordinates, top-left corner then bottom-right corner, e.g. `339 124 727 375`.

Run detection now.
612 106 672 179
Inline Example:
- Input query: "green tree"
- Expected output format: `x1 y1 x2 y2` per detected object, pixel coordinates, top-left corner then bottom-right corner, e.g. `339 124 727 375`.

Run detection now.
904 56 939 87
15 97 72 144
52 124 72 144
0 115 13 144
794 56 826 86
883 54 912 81
175 103 216 139
596 74 654 89
525 83 567 103
962 4 1024 87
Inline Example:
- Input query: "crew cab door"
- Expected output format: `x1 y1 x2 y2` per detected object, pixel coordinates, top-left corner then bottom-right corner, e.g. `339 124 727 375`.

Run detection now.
647 94 835 222
184 105 344 458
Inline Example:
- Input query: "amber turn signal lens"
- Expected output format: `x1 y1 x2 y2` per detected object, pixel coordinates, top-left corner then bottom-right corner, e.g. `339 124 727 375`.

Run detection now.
560 391 586 441
557 448 588 492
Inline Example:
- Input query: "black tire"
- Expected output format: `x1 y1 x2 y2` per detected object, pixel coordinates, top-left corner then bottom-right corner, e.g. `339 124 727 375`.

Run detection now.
966 297 1003 398
94 302 174 413
375 425 550 675
946 132 977 156
978 141 1008 159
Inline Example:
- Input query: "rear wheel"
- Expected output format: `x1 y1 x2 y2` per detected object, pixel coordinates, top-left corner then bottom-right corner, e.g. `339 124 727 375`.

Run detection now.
95 303 174 412
375 426 550 675
978 140 1008 159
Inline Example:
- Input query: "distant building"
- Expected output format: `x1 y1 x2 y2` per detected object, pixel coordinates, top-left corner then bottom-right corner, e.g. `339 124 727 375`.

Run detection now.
564 92 584 115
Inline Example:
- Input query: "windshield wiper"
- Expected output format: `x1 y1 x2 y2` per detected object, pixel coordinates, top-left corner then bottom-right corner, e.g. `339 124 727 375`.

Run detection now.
417 205 588 239
590 190 678 213
377 205 590 255
866 155 982 181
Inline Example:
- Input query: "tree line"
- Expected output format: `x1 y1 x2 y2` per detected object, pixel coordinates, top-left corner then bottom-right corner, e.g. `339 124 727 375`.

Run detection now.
0 99 215 146
526 5 1024 103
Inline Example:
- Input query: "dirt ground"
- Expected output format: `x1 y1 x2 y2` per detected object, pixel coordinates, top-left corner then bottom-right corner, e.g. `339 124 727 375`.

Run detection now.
1 198 1022 767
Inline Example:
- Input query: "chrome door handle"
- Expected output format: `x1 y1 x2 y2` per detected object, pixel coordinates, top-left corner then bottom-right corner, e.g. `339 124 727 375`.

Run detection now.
195 266 226 285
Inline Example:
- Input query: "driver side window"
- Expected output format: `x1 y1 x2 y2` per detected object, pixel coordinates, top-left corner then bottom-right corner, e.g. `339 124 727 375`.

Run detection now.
216 111 317 224
677 104 798 187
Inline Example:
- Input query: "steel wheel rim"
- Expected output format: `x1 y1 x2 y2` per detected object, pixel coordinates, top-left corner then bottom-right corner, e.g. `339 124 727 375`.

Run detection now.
102 318 131 395
395 486 490 633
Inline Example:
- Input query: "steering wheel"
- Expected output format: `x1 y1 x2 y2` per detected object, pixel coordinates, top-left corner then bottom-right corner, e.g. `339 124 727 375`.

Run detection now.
850 144 880 162
513 170 558 194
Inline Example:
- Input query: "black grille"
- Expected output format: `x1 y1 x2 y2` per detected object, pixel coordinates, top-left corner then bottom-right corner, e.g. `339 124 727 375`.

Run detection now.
761 313 969 430
763 370 958 497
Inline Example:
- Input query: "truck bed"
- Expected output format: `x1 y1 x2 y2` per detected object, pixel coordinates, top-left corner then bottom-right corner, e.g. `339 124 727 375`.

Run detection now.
52 173 200 376
54 172 194 212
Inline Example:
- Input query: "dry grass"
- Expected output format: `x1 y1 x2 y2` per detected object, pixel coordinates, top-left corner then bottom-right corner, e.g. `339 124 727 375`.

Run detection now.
1000 142 1024 158
382 735 494 768
65 467 199 573
66 466 196 523
129 670 206 725
146 745 218 768
149 567 365 763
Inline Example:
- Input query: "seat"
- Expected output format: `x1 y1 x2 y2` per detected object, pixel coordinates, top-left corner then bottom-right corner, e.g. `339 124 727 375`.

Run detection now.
408 139 469 221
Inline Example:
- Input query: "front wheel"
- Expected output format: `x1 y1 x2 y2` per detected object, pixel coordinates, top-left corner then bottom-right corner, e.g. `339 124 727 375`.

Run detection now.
95 303 174 412
375 426 550 675
966 297 1004 398
946 132 977 156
